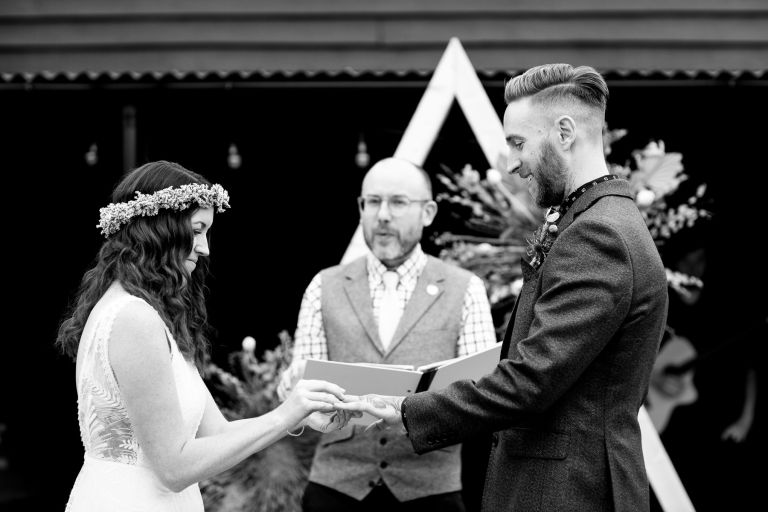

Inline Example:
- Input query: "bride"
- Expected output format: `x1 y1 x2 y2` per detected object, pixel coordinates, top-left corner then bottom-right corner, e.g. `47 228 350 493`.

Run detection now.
57 160 351 511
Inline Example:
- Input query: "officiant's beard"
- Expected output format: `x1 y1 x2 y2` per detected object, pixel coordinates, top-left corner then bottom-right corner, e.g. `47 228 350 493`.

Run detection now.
528 139 567 208
364 224 422 268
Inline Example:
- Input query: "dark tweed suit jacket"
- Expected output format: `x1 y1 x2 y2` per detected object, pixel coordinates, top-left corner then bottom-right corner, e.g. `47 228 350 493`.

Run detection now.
403 179 668 512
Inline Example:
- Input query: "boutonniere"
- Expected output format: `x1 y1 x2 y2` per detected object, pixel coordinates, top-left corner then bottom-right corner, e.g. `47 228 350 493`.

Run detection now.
527 207 561 269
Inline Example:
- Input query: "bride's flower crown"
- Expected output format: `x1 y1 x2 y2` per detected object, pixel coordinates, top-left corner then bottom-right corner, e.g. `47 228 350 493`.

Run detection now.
97 183 231 238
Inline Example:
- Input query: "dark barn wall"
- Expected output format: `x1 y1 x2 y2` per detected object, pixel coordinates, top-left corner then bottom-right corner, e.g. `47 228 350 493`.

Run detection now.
1 76 766 509
2 0 767 73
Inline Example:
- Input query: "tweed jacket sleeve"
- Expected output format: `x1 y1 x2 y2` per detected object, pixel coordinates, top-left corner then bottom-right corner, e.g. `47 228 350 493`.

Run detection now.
403 215 636 453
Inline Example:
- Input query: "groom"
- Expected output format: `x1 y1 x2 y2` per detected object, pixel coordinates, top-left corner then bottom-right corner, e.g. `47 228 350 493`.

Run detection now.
339 63 669 512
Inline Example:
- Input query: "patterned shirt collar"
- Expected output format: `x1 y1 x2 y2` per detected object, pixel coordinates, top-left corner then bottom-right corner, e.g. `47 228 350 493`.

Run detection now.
366 244 427 289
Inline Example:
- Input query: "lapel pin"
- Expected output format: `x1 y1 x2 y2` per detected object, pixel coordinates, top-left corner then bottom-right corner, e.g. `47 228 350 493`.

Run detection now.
426 284 439 296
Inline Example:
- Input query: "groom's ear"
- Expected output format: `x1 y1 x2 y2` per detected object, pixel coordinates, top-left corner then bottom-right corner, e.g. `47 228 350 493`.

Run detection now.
554 115 576 150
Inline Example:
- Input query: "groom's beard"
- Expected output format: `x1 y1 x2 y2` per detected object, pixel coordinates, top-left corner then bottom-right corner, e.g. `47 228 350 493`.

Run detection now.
531 139 567 208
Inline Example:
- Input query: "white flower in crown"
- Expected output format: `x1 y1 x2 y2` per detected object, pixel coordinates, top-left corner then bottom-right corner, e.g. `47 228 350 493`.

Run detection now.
97 183 231 237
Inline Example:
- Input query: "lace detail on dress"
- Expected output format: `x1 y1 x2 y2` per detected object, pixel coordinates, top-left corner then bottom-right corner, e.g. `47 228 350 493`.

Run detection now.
75 289 207 469
77 294 144 465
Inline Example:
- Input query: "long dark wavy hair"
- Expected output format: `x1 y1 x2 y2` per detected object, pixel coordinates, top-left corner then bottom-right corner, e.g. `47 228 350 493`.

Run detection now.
56 160 216 370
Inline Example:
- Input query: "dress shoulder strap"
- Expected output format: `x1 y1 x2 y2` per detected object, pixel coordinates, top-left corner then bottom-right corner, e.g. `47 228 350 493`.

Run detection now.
82 292 175 392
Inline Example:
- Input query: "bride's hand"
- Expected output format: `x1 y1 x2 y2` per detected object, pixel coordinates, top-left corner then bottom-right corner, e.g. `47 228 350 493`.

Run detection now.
275 379 346 430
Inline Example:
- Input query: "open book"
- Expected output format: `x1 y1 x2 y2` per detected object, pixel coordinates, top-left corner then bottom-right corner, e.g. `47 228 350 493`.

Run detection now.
303 342 502 424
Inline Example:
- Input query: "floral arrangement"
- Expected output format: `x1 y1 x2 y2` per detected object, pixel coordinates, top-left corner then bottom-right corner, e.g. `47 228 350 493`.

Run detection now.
603 130 710 245
97 183 230 237
433 163 543 335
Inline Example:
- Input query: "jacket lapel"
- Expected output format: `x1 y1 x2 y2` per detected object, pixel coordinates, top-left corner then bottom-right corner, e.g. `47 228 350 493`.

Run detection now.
501 292 521 356
501 258 536 356
342 259 385 354
384 260 444 356
521 258 537 283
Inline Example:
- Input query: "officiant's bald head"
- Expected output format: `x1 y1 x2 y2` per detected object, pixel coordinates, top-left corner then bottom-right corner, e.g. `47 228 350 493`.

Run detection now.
359 158 437 268
362 158 432 199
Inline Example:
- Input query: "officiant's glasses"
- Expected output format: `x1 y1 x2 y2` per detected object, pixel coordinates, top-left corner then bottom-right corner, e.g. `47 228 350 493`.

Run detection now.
358 195 431 217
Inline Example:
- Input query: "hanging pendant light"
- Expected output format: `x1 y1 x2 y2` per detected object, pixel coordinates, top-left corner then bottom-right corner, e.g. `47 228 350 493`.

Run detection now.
85 143 98 166
355 134 369 169
228 143 241 169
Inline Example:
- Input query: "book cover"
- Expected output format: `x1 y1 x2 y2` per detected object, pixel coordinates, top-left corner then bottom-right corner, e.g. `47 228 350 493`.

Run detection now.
304 342 502 395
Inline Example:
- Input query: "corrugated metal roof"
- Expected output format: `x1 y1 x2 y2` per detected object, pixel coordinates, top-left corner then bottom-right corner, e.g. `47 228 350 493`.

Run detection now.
1 68 765 86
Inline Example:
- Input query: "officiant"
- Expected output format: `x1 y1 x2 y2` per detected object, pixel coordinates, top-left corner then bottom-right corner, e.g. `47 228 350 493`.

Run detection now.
278 157 497 511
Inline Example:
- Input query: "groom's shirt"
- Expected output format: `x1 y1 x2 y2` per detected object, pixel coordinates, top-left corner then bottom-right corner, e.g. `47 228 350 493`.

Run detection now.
292 244 496 361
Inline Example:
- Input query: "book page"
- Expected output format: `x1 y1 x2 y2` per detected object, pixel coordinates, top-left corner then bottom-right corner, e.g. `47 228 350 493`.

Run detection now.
416 356 460 373
355 362 416 371
426 342 502 391
304 359 423 396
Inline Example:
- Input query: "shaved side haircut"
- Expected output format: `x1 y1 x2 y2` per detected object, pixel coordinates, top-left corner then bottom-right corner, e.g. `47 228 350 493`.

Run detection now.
504 64 609 137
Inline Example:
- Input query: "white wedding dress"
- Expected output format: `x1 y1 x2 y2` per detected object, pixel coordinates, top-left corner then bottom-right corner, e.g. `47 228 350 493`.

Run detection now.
66 288 207 511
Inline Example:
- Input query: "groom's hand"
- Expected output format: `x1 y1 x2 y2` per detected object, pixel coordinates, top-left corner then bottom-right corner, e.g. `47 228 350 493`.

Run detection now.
337 394 406 433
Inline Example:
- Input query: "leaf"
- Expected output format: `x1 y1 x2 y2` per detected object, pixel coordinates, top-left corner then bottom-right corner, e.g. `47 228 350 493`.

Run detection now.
633 152 685 197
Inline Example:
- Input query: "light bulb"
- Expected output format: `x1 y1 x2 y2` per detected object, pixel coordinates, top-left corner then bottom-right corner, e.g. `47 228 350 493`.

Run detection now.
241 336 256 353
355 137 369 169
228 143 241 169
85 143 98 166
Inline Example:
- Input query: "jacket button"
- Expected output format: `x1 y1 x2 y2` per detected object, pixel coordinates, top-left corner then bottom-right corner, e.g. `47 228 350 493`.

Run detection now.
368 480 377 488
380 438 387 446
380 461 388 469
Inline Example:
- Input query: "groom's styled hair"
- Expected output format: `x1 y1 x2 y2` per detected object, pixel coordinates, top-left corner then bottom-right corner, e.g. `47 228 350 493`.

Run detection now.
504 63 609 137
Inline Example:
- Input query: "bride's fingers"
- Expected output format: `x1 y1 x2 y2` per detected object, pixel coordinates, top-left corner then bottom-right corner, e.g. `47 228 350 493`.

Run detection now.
299 380 346 401
304 391 345 405
311 402 336 413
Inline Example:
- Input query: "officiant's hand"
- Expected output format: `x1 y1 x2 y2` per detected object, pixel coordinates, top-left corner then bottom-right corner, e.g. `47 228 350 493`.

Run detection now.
277 359 307 402
337 394 406 432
